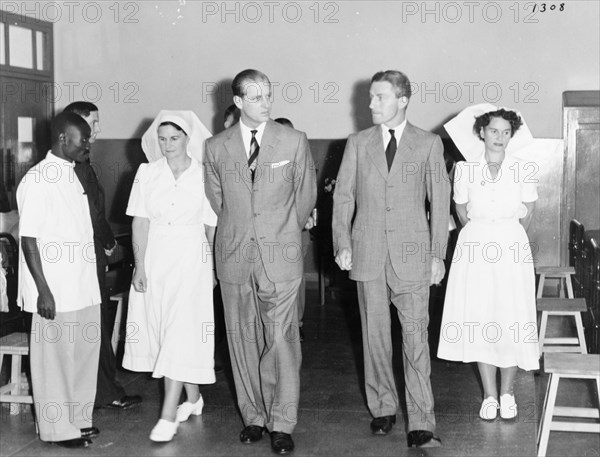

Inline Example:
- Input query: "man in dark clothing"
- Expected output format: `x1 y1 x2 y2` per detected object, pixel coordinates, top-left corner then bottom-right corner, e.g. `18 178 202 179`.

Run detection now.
64 102 142 411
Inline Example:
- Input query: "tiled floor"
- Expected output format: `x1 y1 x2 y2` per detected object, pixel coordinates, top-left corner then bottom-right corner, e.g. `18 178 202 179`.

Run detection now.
1 277 598 456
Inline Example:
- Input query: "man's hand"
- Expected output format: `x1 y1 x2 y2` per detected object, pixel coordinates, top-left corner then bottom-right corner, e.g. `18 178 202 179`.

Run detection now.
132 267 147 293
430 257 446 285
335 248 352 271
37 288 56 320
104 239 118 257
304 215 315 230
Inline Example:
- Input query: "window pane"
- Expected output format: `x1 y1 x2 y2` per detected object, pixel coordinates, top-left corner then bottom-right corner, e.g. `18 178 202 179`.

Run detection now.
0 23 5 64
9 25 33 69
36 31 44 70
17 117 36 163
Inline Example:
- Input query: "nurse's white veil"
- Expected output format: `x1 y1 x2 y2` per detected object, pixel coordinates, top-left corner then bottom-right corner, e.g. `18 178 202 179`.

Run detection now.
443 103 534 161
141 110 212 162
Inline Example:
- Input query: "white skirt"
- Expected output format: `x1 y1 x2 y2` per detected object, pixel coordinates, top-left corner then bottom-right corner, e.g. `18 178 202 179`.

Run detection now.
123 224 215 384
437 219 540 370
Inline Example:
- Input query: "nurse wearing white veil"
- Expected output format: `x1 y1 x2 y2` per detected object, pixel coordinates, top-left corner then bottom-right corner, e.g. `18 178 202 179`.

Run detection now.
123 111 217 442
437 104 540 422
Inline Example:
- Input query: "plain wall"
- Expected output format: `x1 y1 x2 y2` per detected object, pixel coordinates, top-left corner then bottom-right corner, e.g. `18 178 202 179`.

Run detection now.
4 1 598 139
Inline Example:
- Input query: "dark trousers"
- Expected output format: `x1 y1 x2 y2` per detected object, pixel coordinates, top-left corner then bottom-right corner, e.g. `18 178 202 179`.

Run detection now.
94 262 126 405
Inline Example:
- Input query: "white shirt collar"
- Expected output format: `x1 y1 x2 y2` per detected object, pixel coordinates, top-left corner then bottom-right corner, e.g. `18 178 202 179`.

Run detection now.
239 120 267 156
380 120 407 150
46 150 76 168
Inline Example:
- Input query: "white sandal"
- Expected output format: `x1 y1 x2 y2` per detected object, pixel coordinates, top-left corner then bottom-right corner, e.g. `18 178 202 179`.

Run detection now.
479 396 499 420
149 419 179 442
176 395 204 423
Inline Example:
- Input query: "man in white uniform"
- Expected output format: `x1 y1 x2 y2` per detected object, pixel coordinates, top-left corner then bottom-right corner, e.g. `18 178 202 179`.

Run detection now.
18 112 101 449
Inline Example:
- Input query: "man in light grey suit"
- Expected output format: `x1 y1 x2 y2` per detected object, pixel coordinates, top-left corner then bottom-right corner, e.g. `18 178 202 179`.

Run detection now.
332 70 450 448
204 69 316 455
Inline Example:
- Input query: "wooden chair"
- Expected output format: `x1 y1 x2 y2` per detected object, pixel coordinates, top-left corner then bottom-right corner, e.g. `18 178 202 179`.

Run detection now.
537 298 587 354
569 219 585 298
109 291 128 354
537 353 600 457
0 332 33 415
583 238 599 354
105 233 134 353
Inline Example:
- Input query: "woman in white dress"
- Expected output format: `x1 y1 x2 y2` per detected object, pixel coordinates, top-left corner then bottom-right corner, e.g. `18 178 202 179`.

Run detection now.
437 107 539 421
123 112 217 442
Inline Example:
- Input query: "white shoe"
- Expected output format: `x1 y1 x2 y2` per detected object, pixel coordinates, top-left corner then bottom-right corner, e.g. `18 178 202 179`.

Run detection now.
176 395 204 423
149 419 179 442
500 394 517 419
479 396 499 420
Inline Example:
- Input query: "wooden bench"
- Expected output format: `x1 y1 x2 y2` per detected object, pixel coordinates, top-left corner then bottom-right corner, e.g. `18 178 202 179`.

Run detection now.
0 332 33 415
536 266 575 299
537 353 600 456
537 298 587 354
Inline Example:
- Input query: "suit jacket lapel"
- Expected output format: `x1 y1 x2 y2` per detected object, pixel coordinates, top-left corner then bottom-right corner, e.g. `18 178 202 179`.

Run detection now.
388 122 415 179
224 126 252 192
366 127 388 180
258 120 280 168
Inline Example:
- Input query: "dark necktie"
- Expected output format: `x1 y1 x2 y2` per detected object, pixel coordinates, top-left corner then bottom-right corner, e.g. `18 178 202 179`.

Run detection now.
386 129 396 171
248 129 259 180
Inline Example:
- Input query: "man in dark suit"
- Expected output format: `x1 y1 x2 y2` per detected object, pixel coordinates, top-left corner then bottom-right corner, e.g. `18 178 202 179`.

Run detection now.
332 71 450 448
204 69 316 454
64 102 142 412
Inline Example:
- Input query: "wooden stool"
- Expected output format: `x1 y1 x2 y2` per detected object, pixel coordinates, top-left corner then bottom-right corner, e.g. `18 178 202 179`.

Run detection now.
538 298 587 354
536 266 575 299
537 353 600 457
0 332 33 415
110 291 128 353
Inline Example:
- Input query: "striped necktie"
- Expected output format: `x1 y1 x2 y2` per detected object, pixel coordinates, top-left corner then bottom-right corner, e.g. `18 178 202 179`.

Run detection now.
248 129 259 180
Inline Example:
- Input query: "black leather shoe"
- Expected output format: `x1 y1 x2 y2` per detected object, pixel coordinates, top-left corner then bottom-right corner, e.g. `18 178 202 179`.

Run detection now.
80 427 100 438
270 431 294 454
407 430 442 448
370 415 396 435
240 425 266 444
106 395 142 410
51 438 90 448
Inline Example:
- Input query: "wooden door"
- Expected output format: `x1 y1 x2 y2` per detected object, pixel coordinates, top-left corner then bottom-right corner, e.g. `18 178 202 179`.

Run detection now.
1 11 54 210
561 91 600 264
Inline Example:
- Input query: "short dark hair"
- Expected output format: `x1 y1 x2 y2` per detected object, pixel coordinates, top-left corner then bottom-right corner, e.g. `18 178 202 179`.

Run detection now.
158 121 187 136
63 101 98 118
231 69 270 97
371 70 412 99
51 112 90 143
473 109 523 139
274 117 294 128
224 104 240 122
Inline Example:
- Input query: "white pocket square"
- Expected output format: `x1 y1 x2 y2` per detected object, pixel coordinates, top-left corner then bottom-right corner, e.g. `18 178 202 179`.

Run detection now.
271 160 290 168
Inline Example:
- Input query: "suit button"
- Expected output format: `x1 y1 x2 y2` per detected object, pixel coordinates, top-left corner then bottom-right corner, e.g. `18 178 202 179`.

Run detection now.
250 237 255 241
386 207 391 211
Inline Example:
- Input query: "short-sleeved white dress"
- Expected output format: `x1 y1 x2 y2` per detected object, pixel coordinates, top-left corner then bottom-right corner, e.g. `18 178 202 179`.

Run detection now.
123 157 218 384
437 154 540 370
